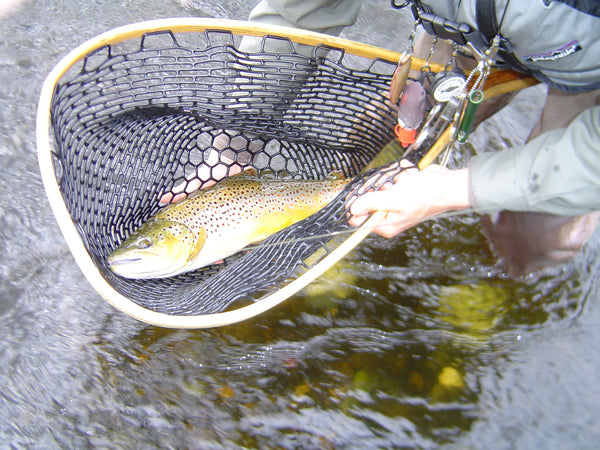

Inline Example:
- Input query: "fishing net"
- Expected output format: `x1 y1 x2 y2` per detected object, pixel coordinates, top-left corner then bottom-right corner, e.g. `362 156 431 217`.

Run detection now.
38 20 436 326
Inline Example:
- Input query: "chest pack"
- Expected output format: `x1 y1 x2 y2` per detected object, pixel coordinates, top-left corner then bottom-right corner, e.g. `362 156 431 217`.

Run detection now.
404 0 600 77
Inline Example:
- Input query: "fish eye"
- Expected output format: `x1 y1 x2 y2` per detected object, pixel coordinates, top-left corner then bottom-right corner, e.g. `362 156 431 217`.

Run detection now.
135 237 152 249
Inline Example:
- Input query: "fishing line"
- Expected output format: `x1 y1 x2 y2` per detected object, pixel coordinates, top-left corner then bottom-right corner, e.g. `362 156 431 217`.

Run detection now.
237 207 479 253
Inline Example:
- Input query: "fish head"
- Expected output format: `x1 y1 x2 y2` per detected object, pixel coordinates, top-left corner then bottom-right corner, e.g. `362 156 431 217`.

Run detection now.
107 219 206 279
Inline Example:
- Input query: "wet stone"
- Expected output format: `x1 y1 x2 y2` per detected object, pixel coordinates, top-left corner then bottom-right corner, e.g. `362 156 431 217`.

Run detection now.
230 135 248 151
270 154 287 172
188 148 203 166
263 139 281 156
196 132 213 149
252 152 270 170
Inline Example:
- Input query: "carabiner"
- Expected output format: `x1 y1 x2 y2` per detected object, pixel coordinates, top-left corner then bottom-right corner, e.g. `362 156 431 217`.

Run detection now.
390 0 410 9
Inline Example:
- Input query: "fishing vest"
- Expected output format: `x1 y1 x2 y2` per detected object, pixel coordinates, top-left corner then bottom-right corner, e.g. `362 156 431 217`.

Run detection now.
409 0 600 92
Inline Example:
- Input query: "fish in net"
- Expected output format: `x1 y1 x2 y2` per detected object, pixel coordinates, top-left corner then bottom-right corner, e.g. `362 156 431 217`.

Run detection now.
39 20 441 326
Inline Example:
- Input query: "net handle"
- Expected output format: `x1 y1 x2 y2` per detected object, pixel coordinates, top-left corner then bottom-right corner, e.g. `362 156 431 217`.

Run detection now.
37 19 536 328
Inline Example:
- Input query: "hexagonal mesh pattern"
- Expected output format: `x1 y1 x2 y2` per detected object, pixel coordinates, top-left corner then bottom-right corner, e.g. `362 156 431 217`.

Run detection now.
50 29 405 315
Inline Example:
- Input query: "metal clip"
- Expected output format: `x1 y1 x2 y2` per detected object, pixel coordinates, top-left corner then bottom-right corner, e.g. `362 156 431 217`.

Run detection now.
464 35 501 91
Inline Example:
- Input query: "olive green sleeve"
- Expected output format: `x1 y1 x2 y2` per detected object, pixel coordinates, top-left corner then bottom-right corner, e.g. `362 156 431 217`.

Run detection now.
240 0 362 55
469 106 600 216
247 0 361 34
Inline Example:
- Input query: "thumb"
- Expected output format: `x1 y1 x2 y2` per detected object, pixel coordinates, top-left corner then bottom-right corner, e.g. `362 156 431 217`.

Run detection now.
350 190 394 216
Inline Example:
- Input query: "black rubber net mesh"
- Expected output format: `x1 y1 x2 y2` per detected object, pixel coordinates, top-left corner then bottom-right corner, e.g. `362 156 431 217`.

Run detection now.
50 29 410 315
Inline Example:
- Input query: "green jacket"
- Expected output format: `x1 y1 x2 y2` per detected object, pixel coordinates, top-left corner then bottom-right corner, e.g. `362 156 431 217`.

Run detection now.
470 106 600 215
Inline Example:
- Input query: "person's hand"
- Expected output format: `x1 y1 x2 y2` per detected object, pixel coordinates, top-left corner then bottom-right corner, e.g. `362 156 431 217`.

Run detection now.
348 162 472 237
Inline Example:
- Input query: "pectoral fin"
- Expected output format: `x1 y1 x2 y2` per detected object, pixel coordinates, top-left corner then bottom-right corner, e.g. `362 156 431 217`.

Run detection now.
188 227 207 261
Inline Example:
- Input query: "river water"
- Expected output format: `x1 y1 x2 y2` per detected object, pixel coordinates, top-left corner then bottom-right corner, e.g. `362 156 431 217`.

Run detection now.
1 0 600 448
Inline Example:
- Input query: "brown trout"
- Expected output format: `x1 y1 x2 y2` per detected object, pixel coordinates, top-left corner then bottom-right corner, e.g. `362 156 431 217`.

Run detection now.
107 172 350 279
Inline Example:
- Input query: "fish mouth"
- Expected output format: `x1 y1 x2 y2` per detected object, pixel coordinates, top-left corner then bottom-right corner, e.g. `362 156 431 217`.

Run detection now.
107 257 142 267
106 251 188 279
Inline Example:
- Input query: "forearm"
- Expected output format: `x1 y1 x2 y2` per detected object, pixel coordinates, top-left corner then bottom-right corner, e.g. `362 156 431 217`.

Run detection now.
410 166 471 217
470 106 600 216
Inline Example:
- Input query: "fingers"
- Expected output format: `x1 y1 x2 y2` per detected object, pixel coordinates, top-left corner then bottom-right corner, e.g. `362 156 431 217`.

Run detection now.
370 220 408 238
346 160 423 236
349 189 392 216
347 211 370 227
374 214 420 237
347 163 471 239
348 210 417 237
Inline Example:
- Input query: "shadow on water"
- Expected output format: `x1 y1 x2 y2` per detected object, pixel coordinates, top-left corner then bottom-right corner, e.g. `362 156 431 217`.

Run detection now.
1 0 600 448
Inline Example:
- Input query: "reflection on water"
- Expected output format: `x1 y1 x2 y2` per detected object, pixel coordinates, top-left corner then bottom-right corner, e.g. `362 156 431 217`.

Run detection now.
1 0 600 448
